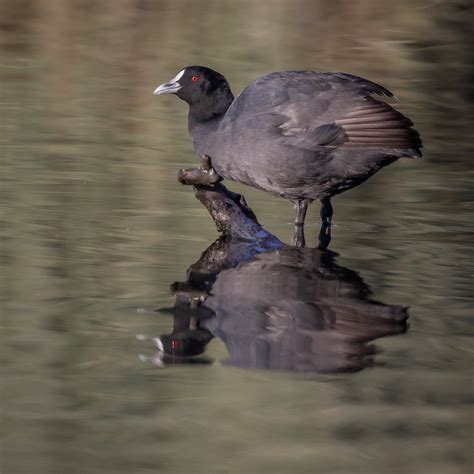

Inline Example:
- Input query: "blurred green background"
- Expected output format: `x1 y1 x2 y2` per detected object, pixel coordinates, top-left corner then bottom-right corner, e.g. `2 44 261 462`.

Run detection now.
1 1 473 473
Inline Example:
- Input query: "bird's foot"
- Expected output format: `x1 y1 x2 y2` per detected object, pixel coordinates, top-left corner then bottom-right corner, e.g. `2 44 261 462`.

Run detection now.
199 154 214 172
177 155 222 186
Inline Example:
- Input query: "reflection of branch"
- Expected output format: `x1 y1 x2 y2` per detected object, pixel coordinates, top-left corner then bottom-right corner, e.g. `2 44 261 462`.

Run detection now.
178 155 281 245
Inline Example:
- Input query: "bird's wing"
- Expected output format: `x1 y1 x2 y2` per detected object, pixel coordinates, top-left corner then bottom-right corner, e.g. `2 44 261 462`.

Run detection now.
227 71 422 156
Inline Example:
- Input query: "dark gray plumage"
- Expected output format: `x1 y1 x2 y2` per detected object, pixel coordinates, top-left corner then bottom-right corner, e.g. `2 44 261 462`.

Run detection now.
154 66 422 244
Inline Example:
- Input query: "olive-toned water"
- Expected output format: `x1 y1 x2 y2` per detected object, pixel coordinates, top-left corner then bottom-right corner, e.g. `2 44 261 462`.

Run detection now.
1 1 473 473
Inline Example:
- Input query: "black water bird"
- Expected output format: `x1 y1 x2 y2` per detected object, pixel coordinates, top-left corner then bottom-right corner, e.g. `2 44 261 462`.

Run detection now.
154 66 422 246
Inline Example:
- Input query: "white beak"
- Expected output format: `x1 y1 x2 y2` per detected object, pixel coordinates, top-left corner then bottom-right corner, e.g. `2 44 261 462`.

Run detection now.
154 69 185 95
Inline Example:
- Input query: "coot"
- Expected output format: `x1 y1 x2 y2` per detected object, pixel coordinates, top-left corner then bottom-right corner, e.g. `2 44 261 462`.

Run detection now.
154 66 422 244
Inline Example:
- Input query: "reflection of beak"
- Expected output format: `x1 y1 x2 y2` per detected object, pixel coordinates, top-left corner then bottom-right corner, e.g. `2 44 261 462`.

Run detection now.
153 337 164 352
154 81 181 96
137 334 165 367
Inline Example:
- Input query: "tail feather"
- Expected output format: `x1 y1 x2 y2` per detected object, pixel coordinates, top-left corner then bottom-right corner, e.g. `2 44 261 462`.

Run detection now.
336 99 422 157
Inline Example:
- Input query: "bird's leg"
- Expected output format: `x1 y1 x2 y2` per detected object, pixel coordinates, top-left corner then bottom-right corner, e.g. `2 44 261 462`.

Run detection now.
291 199 310 247
318 197 333 251
320 197 333 224
199 154 214 172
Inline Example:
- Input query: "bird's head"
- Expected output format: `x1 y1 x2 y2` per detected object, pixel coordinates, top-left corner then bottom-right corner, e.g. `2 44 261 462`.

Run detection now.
154 66 234 121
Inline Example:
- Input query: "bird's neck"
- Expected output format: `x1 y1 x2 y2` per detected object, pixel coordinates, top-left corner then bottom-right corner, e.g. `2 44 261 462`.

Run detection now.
187 88 234 130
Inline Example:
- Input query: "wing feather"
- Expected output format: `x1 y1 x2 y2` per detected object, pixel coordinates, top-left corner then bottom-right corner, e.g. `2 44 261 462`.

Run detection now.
226 71 422 156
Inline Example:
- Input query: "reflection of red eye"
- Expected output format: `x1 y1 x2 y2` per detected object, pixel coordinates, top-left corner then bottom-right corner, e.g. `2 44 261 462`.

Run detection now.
191 75 199 82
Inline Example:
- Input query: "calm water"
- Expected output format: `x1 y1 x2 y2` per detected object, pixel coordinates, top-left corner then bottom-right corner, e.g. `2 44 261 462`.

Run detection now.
1 1 473 473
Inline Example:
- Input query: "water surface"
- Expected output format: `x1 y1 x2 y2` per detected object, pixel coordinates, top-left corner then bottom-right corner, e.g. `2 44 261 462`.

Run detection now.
1 1 473 473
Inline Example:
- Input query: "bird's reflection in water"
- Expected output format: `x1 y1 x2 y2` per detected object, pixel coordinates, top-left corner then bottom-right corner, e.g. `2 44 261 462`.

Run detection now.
146 238 408 373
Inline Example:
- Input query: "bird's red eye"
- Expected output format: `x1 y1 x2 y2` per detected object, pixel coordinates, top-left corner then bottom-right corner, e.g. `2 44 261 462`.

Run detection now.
191 75 199 82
